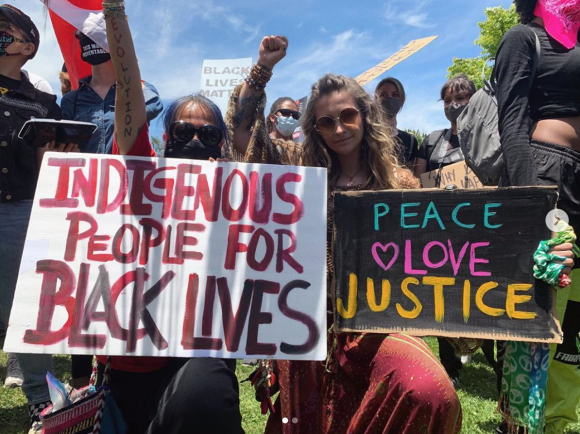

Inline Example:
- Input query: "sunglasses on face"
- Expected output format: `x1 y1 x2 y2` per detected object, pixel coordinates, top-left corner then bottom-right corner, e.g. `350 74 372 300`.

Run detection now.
314 107 360 137
276 108 301 120
170 121 223 147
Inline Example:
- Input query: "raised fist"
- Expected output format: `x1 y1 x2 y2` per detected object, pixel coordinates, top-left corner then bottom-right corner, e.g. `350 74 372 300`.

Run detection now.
258 35 288 70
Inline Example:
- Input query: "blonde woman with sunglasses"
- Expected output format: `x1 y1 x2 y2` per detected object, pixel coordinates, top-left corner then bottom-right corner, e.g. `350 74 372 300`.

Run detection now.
227 35 462 434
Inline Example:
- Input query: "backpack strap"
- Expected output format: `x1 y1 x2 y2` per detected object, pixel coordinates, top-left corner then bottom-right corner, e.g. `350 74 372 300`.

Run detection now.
527 26 542 82
426 129 447 164
487 25 541 91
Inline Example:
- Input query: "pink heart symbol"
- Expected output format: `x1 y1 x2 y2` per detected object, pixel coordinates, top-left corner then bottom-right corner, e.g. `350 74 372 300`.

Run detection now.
372 242 399 271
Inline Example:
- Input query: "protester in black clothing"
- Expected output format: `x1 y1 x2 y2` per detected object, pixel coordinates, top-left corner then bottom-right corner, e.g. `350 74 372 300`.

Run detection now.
0 5 78 432
99 3 244 432
414 74 476 179
412 74 477 388
375 77 418 169
495 0 580 432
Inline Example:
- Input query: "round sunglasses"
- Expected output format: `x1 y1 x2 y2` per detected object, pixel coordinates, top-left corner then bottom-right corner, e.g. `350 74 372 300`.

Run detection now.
314 107 360 137
276 108 301 120
170 121 223 147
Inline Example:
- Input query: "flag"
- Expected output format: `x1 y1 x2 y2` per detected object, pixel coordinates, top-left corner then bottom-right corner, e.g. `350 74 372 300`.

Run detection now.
40 0 107 89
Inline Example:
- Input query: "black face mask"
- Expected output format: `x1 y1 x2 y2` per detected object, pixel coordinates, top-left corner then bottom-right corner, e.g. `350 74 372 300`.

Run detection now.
164 139 222 160
444 102 468 123
79 34 111 66
381 97 402 117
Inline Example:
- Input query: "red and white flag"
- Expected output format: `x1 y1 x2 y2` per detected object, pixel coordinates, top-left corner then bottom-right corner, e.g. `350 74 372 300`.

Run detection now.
40 0 108 89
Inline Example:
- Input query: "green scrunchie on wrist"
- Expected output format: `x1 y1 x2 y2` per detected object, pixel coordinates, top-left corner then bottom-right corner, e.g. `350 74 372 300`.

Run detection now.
533 219 578 288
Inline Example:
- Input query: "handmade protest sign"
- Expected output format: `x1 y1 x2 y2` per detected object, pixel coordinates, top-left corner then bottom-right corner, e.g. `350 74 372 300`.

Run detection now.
5 154 328 360
420 161 485 189
333 187 562 343
200 58 253 115
355 36 438 86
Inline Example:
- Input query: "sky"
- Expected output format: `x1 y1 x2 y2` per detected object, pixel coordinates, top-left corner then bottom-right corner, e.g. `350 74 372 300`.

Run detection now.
13 0 513 140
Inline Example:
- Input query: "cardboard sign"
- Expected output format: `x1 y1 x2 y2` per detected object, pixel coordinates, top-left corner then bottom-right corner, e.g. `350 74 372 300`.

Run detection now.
200 58 253 115
5 154 328 360
420 161 484 189
332 187 562 343
355 36 438 86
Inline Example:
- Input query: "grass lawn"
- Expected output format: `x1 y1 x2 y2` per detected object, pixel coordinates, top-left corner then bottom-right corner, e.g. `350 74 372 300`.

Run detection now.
2 339 580 434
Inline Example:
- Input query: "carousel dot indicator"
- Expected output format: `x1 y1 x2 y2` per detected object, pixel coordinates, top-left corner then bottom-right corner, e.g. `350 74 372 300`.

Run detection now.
292 417 298 424
282 417 289 424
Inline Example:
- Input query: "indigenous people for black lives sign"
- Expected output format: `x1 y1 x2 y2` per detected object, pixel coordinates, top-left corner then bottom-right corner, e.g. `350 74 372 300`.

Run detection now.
333 187 563 343
5 153 328 360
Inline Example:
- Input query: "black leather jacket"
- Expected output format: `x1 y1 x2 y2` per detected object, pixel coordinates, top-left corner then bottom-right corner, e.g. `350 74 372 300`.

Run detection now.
0 72 61 203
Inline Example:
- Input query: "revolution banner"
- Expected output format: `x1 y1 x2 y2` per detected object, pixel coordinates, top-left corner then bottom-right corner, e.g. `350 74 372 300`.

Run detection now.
5 154 328 360
333 187 562 343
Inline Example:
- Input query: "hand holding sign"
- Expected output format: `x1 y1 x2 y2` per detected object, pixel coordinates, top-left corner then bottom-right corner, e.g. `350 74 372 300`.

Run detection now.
547 242 575 276
37 140 80 167
258 35 288 71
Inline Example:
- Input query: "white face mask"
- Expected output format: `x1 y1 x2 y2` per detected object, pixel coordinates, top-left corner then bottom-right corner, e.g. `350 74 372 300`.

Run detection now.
275 115 300 137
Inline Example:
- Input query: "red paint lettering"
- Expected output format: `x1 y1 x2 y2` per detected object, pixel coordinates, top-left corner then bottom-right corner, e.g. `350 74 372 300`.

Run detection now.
23 260 76 345
273 172 304 224
172 164 201 220
40 158 86 208
97 159 128 214
222 169 249 221
121 160 156 216
194 168 222 222
248 172 272 224
278 280 318 355
245 280 279 356
71 159 98 208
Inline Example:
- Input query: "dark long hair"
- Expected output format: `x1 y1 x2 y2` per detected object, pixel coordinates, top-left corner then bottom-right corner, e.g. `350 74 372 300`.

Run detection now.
514 0 537 24
162 94 229 145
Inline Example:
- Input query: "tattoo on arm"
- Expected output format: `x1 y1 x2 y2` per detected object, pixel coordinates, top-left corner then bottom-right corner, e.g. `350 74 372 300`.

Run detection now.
233 93 261 128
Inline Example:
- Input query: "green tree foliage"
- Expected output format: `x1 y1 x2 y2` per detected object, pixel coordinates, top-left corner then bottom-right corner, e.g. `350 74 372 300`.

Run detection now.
448 5 518 89
151 136 164 156
405 128 428 147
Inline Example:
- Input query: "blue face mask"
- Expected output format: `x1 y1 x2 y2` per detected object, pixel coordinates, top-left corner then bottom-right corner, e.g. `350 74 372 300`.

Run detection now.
275 115 300 137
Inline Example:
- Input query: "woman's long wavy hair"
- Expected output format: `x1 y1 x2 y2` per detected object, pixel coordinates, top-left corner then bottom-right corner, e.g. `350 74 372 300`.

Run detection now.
514 0 537 24
301 74 400 191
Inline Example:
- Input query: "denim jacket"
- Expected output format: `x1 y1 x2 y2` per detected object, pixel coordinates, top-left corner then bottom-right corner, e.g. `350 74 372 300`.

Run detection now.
61 78 163 154
0 73 60 203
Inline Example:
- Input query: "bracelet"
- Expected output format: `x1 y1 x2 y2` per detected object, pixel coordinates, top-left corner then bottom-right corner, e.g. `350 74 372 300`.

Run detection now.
103 3 125 13
102 2 125 8
245 63 272 91
103 10 128 20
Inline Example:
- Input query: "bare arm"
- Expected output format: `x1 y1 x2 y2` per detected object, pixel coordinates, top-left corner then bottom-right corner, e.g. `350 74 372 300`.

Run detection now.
413 158 428 177
231 36 288 156
104 2 146 155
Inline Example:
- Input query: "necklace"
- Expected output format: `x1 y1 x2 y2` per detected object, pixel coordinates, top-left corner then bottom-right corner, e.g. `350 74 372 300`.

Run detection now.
340 167 364 187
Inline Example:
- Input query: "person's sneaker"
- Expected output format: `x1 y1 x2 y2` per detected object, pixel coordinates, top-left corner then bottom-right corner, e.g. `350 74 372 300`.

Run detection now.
4 353 23 388
460 354 472 364
495 422 526 434
28 421 42 434
450 374 460 389
28 401 50 433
